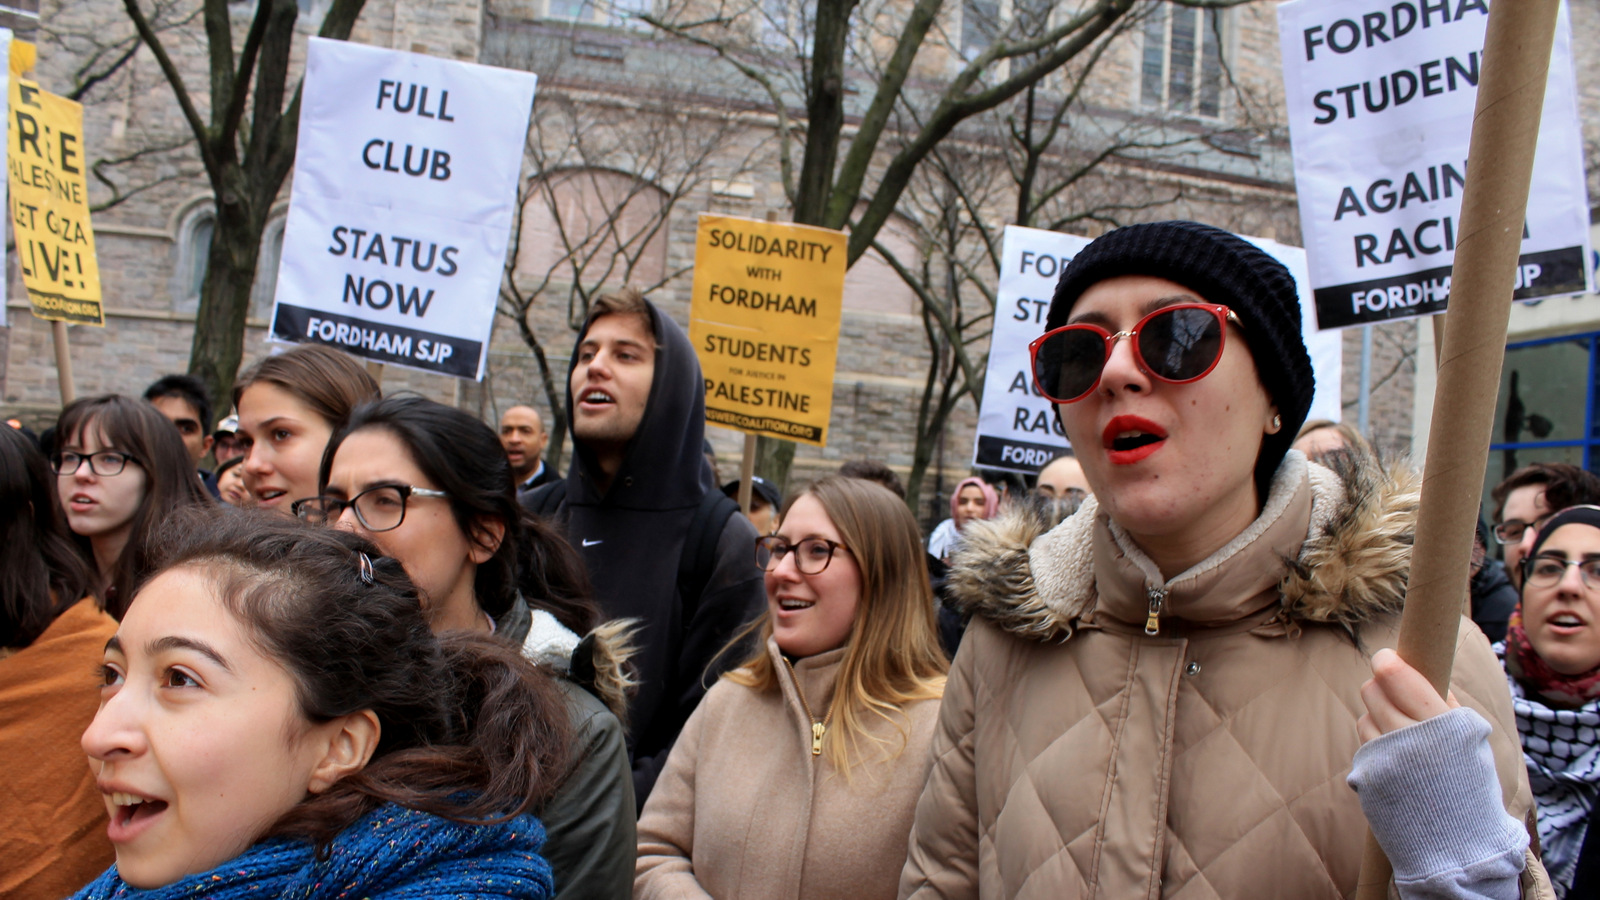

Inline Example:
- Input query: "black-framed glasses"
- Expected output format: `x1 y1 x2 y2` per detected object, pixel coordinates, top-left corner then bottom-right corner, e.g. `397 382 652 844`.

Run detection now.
1493 517 1550 545
755 535 849 575
1028 303 1243 404
1522 554 1600 590
292 484 448 533
52 450 136 477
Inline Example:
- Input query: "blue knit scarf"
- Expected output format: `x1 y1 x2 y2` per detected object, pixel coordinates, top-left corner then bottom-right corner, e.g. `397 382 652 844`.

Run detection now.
72 803 553 899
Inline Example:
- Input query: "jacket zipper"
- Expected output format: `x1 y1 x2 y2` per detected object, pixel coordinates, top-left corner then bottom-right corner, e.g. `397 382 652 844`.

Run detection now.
782 656 835 757
1144 586 1167 636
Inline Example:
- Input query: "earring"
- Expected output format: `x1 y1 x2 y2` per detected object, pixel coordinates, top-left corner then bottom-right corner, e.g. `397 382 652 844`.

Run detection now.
1271 414 1282 432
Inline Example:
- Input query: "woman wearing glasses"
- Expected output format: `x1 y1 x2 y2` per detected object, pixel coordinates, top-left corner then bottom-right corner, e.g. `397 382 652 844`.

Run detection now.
901 222 1546 897
298 396 636 900
635 475 947 900
1499 506 1600 898
53 395 211 617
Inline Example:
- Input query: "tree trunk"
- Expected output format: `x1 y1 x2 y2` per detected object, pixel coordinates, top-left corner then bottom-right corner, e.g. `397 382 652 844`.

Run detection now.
188 195 264 414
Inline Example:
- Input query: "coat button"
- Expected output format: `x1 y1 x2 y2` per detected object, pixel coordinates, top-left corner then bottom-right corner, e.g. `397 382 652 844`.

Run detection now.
1185 661 1201 676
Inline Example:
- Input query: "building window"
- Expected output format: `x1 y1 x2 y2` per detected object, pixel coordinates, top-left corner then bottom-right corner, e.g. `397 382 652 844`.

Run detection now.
173 207 215 315
1483 331 1600 526
251 219 287 322
961 0 1000 59
1141 4 1224 118
541 0 648 26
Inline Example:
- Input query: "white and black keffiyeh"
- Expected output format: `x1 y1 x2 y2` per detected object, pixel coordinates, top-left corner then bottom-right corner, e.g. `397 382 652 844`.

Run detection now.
1499 643 1600 897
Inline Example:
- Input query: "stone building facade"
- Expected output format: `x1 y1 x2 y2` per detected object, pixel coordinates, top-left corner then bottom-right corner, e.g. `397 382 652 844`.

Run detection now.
4 0 1593 518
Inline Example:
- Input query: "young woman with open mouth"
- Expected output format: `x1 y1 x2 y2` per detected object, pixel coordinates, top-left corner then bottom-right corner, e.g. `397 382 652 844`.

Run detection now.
1499 505 1600 897
232 345 378 514
900 221 1550 897
53 395 211 618
635 476 947 900
75 510 571 899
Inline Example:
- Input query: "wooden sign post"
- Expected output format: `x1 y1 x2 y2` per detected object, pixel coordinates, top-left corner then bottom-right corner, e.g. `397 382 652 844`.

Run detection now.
1354 2 1561 896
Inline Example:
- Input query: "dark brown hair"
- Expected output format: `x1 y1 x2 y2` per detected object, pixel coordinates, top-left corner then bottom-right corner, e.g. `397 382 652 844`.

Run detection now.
583 286 653 337
323 396 598 628
56 395 212 618
143 508 571 851
1491 462 1600 523
838 459 905 499
0 425 96 647
232 345 381 430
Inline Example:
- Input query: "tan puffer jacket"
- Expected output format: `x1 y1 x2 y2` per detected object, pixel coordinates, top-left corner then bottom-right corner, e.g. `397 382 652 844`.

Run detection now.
899 451 1552 899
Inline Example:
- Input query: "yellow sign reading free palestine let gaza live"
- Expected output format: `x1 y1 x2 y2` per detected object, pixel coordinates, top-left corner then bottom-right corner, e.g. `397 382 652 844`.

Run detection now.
9 75 103 325
689 214 845 446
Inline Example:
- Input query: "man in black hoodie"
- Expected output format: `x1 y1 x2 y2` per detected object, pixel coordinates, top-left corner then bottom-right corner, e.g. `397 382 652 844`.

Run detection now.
523 287 766 806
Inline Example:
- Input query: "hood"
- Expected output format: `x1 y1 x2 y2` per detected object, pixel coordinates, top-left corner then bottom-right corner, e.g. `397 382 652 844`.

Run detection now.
564 299 714 510
946 447 1420 642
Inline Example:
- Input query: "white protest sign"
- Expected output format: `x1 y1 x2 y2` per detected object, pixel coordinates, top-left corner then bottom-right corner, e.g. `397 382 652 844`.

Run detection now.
269 38 537 378
1278 0 1591 330
973 225 1342 475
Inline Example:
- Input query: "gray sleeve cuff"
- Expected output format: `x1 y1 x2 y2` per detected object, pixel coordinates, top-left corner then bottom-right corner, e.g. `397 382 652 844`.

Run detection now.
1347 707 1527 900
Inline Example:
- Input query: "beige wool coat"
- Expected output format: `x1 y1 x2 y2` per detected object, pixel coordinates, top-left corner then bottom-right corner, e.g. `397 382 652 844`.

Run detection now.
636 638 942 900
899 451 1552 900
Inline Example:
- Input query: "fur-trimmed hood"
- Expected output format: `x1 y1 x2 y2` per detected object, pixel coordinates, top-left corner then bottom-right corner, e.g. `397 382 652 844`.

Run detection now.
946 448 1421 642
498 596 640 723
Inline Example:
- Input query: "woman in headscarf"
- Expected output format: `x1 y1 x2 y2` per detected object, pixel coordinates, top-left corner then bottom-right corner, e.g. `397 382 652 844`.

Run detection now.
925 476 998 563
1500 505 1600 897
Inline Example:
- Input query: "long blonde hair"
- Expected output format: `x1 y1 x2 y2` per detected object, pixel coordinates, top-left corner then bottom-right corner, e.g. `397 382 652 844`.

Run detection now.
726 475 947 772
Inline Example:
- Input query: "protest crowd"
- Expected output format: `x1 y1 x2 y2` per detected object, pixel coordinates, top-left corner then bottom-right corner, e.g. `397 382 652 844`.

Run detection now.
3 217 1599 900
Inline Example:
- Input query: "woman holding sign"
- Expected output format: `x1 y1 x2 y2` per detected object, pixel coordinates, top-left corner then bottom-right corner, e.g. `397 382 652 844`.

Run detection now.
899 222 1547 898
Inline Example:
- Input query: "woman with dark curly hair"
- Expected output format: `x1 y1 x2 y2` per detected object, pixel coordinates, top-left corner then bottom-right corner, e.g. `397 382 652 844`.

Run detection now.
75 509 571 898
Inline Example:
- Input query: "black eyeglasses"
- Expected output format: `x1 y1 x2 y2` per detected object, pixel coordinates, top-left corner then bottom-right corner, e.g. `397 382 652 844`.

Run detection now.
1523 554 1600 590
755 535 849 575
1493 517 1551 545
1029 303 1243 404
292 484 448 533
52 450 137 477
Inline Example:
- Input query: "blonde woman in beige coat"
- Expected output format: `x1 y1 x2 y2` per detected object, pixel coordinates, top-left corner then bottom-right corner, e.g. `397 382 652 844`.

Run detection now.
636 475 947 900
900 222 1551 899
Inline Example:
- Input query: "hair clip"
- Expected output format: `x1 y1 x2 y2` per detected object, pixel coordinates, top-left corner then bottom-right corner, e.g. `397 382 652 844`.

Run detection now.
358 552 375 585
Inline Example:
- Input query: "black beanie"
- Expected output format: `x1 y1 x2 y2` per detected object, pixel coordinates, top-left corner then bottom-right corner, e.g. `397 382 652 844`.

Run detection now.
1046 221 1315 500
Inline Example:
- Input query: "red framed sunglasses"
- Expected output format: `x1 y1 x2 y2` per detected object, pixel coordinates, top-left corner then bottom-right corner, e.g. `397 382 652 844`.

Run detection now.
1028 303 1242 404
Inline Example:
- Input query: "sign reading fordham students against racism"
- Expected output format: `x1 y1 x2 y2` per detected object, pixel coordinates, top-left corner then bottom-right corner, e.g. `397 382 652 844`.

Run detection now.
9 50 104 327
1278 0 1592 330
974 225 1343 475
270 38 537 378
688 214 846 446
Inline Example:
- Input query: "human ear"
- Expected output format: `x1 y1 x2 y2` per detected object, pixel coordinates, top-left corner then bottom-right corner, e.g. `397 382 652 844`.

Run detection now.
306 710 380 794
203 434 215 455
468 515 507 564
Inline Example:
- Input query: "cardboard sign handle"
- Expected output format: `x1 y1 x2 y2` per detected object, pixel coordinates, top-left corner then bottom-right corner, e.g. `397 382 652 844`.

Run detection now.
1353 2 1560 896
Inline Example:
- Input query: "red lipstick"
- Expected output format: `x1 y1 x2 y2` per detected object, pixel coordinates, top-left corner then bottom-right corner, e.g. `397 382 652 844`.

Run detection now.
1102 415 1168 465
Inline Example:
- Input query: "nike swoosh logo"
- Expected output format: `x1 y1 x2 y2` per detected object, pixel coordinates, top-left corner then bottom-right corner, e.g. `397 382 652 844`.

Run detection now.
582 539 603 547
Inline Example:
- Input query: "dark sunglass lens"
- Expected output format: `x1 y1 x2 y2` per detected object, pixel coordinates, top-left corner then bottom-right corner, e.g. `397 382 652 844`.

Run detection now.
1035 328 1107 401
1138 307 1222 381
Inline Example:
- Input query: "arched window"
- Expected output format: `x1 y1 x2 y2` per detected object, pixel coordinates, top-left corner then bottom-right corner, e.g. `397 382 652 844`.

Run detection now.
172 204 215 315
251 217 287 322
515 168 670 290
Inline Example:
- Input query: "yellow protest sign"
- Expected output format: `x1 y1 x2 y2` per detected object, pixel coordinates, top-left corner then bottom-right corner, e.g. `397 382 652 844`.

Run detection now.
689 214 846 446
10 77 102 325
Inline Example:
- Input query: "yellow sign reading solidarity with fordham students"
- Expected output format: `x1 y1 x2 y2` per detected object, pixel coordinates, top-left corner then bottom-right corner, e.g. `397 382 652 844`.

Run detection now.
9 71 102 325
689 214 845 446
